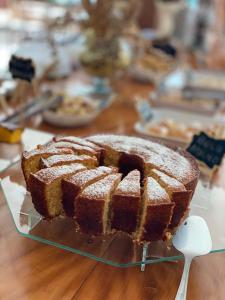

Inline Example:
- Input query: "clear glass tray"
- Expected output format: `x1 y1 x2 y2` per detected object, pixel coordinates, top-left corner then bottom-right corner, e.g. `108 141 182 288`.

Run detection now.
1 162 225 268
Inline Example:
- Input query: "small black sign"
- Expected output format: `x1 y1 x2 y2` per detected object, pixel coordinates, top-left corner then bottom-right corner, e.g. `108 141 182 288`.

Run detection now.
9 55 35 82
187 132 225 169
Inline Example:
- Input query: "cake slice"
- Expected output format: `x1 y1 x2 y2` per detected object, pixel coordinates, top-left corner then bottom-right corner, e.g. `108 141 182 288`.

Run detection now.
29 163 86 218
76 173 122 235
149 169 192 229
21 146 73 188
40 154 97 169
111 170 141 234
62 166 118 217
54 136 102 152
137 177 174 242
50 141 99 158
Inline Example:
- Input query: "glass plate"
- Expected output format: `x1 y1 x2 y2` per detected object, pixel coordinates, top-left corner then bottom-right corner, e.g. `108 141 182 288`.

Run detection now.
1 162 225 268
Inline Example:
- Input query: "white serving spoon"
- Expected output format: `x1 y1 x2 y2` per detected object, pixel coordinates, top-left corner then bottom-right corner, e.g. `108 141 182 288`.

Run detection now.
173 216 212 300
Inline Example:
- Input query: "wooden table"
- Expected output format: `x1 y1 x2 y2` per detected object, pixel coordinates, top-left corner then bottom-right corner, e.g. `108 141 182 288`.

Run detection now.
0 75 224 300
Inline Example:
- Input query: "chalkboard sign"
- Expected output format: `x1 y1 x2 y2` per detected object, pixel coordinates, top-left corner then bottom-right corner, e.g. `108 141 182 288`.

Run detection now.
187 132 225 169
9 55 35 82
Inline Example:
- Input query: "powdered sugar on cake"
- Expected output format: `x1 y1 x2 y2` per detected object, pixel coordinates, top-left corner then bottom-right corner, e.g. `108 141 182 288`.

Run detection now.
54 136 101 151
150 169 186 191
88 134 197 183
49 141 97 156
23 146 73 159
80 174 122 200
146 177 170 203
115 170 140 196
69 166 117 186
33 163 86 183
43 154 96 166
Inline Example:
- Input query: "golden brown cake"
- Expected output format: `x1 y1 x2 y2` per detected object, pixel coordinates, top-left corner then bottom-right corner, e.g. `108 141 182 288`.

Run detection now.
76 173 122 235
29 163 86 218
111 170 141 234
21 145 73 188
40 154 97 169
62 166 118 217
22 134 200 242
138 177 174 242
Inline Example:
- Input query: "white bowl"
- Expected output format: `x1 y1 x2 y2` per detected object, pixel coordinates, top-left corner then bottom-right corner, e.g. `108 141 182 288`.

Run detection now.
43 109 101 128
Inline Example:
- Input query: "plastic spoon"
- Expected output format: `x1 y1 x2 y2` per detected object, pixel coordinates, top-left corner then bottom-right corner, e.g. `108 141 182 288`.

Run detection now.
173 216 212 300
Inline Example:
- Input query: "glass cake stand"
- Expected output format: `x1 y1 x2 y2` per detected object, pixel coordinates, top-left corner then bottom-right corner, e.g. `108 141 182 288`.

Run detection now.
1 162 225 269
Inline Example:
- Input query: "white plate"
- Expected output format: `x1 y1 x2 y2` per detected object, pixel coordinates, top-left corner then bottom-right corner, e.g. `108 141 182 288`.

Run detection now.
43 109 101 128
134 108 225 144
42 92 115 128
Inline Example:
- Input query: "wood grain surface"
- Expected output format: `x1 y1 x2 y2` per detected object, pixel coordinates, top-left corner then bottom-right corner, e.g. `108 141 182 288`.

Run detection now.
0 73 224 300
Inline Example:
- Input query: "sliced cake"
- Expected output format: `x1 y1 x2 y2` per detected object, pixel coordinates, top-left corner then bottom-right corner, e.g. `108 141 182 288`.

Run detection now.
40 154 98 169
22 134 199 242
21 145 73 187
111 170 141 234
138 177 174 242
149 169 192 229
76 173 122 235
62 166 118 217
29 163 86 218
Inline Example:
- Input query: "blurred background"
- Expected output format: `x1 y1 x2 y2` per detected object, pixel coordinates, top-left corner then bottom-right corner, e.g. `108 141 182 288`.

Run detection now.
0 0 225 172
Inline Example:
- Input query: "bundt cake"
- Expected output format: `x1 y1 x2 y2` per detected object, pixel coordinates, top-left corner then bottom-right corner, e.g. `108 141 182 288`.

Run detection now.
21 134 200 242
